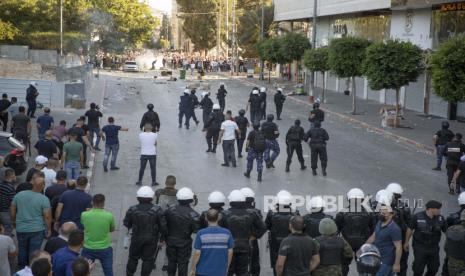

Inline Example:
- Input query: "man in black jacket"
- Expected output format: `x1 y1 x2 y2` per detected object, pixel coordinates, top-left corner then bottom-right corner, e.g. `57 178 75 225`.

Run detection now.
274 88 286 120
140 103 160 132
189 89 200 126
234 109 249 158
199 92 213 126
304 121 329 176
285 119 306 172
26 82 39 118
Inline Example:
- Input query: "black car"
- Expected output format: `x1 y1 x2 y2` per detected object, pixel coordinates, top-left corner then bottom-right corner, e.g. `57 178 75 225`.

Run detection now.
0 132 28 176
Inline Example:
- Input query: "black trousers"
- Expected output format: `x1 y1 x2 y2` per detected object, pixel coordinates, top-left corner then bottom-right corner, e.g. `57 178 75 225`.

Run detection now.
250 110 261 126
206 130 219 151
310 144 327 170
167 244 192 276
219 99 225 113
276 104 283 119
412 246 440 276
250 239 260 276
228 251 249 276
27 100 36 117
202 111 210 126
447 164 459 191
191 109 199 123
138 155 156 183
398 249 409 276
82 143 88 165
126 237 158 276
237 138 245 156
179 110 191 128
0 113 8 131
286 142 304 165
269 240 281 276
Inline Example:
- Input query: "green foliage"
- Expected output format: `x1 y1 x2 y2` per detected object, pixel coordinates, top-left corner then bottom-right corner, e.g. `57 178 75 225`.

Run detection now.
429 36 465 103
363 40 423 91
303 47 329 72
237 5 275 57
15 32 86 52
177 0 218 52
0 20 20 40
160 13 171 41
257 37 286 65
280 32 310 63
328 37 371 78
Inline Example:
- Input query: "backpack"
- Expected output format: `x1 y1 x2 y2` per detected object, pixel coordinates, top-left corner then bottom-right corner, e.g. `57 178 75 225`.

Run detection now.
253 131 266 152
304 214 331 238
226 212 252 252
341 212 371 249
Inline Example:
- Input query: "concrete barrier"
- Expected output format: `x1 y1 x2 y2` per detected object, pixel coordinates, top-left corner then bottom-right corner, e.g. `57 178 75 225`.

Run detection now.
0 45 29 61
29 50 58 66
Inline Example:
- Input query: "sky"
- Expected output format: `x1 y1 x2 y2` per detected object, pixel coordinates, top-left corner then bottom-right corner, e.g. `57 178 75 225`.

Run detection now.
148 0 172 13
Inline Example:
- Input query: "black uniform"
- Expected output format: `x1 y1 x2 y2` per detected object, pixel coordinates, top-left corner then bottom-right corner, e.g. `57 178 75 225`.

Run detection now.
0 98 11 131
304 124 329 174
265 207 299 276
444 220 465 276
259 91 267 120
234 115 249 158
303 211 333 238
245 201 263 276
190 92 200 125
274 92 286 120
179 93 193 129
140 110 161 132
204 110 225 153
443 206 465 276
26 85 38 117
309 108 325 126
335 208 374 276
217 87 227 113
249 94 262 125
444 140 465 192
199 95 213 126
409 211 447 276
124 203 168 276
164 203 200 276
285 124 306 170
224 203 266 276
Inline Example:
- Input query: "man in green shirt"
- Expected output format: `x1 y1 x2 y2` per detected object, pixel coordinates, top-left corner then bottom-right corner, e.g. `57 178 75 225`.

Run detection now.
61 133 83 180
81 194 115 276
11 176 51 269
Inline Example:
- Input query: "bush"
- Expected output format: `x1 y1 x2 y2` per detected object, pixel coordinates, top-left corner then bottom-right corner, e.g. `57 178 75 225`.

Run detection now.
15 31 86 53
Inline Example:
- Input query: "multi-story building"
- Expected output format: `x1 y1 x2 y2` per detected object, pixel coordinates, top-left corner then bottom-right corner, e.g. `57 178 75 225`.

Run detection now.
171 0 192 52
274 0 465 119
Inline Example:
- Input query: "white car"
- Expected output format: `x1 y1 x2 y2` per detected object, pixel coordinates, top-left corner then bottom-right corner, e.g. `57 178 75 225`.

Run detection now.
123 61 139 72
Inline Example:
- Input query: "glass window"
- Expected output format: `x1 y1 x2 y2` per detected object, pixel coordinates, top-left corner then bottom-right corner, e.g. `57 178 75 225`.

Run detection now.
432 8 465 47
329 14 391 43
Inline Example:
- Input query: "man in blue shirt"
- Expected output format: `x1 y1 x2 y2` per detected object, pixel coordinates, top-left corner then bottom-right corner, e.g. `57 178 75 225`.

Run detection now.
366 205 402 276
37 108 54 140
52 229 84 276
100 117 128 172
191 209 233 276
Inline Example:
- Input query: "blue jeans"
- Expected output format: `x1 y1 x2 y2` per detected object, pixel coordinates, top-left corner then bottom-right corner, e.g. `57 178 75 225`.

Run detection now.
17 231 44 269
376 264 393 276
65 161 81 180
82 247 114 276
89 127 101 148
264 139 280 163
103 144 119 169
436 144 446 168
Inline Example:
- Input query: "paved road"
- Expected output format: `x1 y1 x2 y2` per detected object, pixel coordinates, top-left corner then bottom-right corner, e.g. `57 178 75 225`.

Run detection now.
88 71 458 275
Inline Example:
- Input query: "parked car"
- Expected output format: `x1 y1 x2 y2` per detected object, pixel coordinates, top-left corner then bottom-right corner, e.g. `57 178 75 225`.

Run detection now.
0 132 28 176
123 61 139 72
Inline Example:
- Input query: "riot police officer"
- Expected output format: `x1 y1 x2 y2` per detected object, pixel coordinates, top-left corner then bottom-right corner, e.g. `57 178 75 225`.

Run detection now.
217 83 228 113
336 188 374 276
199 91 213 126
244 123 266 182
274 88 286 120
179 89 193 129
356 244 382 276
313 218 353 276
265 190 298 276
124 186 168 276
447 192 465 226
309 102 325 128
140 103 160 132
164 187 200 276
444 133 465 194
404 200 447 276
262 114 280 169
224 190 266 276
235 110 250 158
189 89 200 126
305 121 329 176
203 104 225 153
246 89 263 125
240 187 262 276
444 210 465 276
303 196 332 238
259 87 267 120
432 121 454 171
199 191 227 229
285 119 306 172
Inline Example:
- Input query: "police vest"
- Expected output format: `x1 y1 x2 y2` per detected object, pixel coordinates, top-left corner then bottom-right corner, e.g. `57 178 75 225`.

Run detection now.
304 213 332 238
287 126 302 142
412 212 445 246
446 141 464 166
269 212 294 244
445 224 465 260
129 204 162 237
224 209 254 253
341 212 372 249
316 236 345 265
166 205 199 246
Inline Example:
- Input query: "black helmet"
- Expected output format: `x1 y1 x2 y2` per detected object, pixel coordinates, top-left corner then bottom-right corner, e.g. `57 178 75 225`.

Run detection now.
313 102 320 109
253 123 260 130
191 89 196 94
239 109 246 116
295 119 301 126
314 121 321 128
356 244 381 275
220 84 225 89
147 103 154 110
266 114 274 122
442 121 449 129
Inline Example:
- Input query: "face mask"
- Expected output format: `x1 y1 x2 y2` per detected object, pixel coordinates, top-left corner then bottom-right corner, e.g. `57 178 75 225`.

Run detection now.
379 215 387 222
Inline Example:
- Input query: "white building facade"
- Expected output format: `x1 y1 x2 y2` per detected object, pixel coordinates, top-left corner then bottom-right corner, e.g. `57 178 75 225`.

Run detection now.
274 0 465 119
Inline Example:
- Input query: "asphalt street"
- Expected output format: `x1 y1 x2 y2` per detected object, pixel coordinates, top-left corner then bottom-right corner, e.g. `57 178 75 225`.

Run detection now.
87 71 458 275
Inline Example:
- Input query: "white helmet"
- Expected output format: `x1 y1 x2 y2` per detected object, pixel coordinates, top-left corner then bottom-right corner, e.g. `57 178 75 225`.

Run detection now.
252 89 259 95
386 183 403 195
308 196 325 209
201 91 208 98
459 192 465 205
277 190 292 205
259 87 266 92
228 190 246 202
208 191 226 204
184 89 190 94
347 188 365 200
213 103 221 110
137 186 155 198
375 189 393 205
30 81 38 87
240 187 255 199
277 88 283 92
176 187 194 200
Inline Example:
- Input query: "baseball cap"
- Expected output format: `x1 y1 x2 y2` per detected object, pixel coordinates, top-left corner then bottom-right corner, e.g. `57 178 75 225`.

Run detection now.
35 155 48 165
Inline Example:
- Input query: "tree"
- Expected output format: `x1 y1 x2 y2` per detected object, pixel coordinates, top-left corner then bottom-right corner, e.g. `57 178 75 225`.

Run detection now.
177 0 218 54
328 37 371 114
280 32 310 81
363 40 423 126
159 13 171 42
0 20 19 40
304 47 330 102
429 36 465 104
257 37 286 82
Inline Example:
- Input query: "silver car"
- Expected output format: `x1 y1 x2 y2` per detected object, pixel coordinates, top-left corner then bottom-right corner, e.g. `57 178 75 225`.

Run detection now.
123 61 139 72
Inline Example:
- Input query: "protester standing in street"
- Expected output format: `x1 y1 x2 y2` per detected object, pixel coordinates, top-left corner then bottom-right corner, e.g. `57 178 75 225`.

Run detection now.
136 124 158 186
51 229 84 276
68 117 93 169
285 119 306 172
36 108 54 140
189 89 200 126
218 111 240 167
199 92 213 126
444 133 465 194
432 121 454 171
61 132 83 180
274 88 286 120
204 104 224 153
451 155 465 194
140 103 160 132
35 130 58 159
12 106 31 145
217 83 227 113
26 81 39 118
234 109 249 158
44 222 77 255
179 90 193 129
52 120 67 158
305 121 329 176
85 103 103 151
0 93 11 131
101 117 128 172
262 114 280 169
0 223 16 276
81 194 115 276
0 169 16 236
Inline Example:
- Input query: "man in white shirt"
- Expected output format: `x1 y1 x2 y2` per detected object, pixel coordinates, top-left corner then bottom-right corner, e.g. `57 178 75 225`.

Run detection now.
42 158 58 189
136 124 158 186
218 111 240 167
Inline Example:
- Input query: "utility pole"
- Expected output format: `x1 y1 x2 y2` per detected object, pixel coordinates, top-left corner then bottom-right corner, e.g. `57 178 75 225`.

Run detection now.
310 0 318 99
60 0 63 56
217 11 221 57
226 0 229 59
259 0 265 80
232 0 238 76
